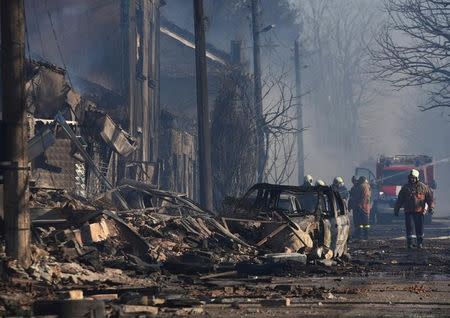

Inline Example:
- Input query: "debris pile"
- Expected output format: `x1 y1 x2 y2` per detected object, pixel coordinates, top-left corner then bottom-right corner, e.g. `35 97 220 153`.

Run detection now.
6 182 353 281
1 181 354 316
19 183 262 282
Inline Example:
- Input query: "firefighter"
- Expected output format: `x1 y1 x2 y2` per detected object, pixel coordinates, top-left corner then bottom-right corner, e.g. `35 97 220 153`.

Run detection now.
303 175 314 187
332 176 349 202
349 176 371 240
394 169 434 249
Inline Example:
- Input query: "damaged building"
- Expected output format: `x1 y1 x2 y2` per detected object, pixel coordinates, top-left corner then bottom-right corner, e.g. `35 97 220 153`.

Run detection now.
25 60 137 199
15 0 232 200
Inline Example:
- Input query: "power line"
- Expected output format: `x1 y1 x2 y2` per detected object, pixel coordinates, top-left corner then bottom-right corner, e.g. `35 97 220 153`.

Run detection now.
23 6 32 60
45 0 73 87
31 0 45 58
24 4 41 117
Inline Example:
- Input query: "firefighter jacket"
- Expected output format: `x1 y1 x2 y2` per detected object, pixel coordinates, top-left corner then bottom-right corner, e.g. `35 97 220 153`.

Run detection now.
395 181 434 214
349 182 371 214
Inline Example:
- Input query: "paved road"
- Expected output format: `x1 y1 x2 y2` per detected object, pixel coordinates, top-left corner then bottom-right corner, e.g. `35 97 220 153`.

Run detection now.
180 217 450 317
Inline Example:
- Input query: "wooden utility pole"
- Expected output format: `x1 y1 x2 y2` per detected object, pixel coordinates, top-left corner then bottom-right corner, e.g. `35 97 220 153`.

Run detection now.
251 0 265 183
121 0 136 137
142 0 160 162
151 0 161 164
1 0 31 268
140 0 151 164
120 0 136 181
193 0 213 211
294 40 305 185
121 0 160 182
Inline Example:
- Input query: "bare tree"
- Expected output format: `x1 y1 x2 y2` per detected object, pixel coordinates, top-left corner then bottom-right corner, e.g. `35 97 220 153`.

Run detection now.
211 65 303 207
372 0 450 110
261 66 302 184
302 0 378 152
211 68 257 207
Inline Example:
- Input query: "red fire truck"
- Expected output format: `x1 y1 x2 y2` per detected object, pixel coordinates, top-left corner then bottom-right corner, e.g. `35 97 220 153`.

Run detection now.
355 155 436 224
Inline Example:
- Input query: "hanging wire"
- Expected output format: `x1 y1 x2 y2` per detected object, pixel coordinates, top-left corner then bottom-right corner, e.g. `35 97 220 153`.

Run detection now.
24 4 40 116
44 0 73 87
42 0 84 124
24 6 32 61
31 0 45 59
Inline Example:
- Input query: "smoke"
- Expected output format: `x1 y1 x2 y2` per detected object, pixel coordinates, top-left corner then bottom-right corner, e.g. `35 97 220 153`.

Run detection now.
286 0 379 185
24 0 123 92
161 0 299 54
21 0 450 215
365 88 450 215
162 0 302 185
283 0 450 217
163 1 450 207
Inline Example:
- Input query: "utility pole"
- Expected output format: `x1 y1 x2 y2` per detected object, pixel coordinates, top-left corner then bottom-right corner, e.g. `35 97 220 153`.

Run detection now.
120 0 136 181
251 0 265 183
151 0 162 165
294 40 305 185
1 0 31 268
121 0 160 182
193 0 213 211
140 0 151 164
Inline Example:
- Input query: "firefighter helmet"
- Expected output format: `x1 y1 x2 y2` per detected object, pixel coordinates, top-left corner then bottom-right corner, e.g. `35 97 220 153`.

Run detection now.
410 169 420 179
316 179 326 186
358 176 368 184
333 176 344 186
304 175 314 186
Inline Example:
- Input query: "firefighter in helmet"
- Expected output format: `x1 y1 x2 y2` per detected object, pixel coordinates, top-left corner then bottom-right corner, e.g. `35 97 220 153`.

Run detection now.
394 169 434 249
303 175 314 187
332 176 350 202
349 176 371 240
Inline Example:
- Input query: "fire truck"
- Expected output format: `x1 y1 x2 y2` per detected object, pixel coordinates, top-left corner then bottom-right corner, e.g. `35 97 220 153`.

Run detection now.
355 155 436 224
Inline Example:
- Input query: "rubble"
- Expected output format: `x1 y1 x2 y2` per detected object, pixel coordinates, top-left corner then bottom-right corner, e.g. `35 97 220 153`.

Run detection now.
121 305 159 315
29 183 347 264
1 181 356 316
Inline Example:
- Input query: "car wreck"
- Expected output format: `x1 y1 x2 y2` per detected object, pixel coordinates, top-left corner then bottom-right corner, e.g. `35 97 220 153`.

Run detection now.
222 183 351 260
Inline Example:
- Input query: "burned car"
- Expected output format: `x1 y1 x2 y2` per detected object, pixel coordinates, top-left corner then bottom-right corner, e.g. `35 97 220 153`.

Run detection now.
223 183 350 259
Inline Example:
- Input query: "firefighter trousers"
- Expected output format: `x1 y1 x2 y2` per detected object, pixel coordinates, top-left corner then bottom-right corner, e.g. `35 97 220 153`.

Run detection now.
353 208 370 239
405 212 424 243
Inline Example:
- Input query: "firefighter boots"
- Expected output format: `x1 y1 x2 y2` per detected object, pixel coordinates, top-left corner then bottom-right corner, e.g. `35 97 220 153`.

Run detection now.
406 237 414 249
363 228 369 240
354 227 361 240
417 236 424 249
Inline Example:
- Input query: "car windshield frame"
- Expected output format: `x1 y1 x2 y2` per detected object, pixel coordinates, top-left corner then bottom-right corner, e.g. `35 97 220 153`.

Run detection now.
237 183 338 218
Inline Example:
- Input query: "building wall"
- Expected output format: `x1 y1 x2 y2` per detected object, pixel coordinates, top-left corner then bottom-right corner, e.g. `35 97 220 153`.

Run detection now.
159 128 196 198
